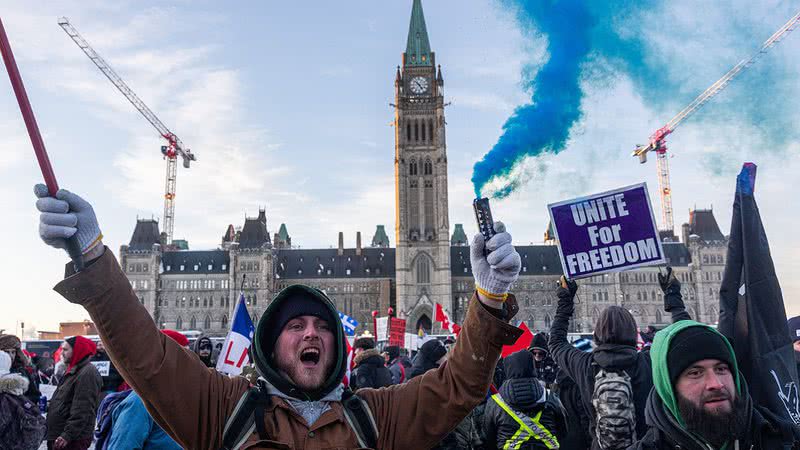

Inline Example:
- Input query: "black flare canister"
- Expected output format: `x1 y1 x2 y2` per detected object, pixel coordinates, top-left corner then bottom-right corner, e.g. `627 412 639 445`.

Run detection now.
473 197 496 245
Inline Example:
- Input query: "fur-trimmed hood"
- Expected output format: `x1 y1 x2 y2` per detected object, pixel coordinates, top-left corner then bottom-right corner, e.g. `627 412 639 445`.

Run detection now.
0 373 29 396
353 348 383 367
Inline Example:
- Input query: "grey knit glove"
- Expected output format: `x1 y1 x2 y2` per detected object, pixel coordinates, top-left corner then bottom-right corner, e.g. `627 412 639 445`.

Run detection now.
470 221 521 300
34 184 102 255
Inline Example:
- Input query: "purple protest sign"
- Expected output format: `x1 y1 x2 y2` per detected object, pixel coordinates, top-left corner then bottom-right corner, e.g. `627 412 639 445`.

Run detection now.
548 183 665 279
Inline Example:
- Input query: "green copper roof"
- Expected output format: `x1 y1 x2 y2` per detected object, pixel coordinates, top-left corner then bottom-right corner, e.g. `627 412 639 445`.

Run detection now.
371 225 390 248
451 224 468 246
405 0 432 66
172 239 189 250
278 223 289 241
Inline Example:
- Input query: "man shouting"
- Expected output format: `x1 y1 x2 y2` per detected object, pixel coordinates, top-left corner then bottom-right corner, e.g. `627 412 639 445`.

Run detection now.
34 185 524 449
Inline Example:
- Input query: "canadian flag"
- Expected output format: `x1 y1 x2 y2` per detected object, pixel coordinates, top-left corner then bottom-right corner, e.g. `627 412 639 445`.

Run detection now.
342 333 356 387
435 303 462 336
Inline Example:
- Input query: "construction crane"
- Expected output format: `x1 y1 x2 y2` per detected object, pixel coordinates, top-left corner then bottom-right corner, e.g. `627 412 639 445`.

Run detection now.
633 9 800 235
58 17 196 246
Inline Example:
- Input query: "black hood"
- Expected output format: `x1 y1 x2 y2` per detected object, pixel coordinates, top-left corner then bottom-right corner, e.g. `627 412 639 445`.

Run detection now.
408 350 439 379
593 343 639 370
500 377 545 411
504 350 535 379
252 284 346 401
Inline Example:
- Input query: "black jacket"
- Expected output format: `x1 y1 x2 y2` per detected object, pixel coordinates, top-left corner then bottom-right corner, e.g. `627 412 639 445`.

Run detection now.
91 350 124 393
408 350 440 380
555 369 591 450
483 377 567 449
549 288 690 449
630 382 800 450
534 356 558 387
46 357 102 441
350 349 393 390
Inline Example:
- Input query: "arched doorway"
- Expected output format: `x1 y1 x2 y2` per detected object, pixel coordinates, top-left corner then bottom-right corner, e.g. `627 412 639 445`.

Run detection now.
416 314 432 334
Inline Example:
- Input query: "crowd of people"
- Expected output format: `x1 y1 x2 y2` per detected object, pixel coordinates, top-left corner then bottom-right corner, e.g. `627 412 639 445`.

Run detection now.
0 177 798 449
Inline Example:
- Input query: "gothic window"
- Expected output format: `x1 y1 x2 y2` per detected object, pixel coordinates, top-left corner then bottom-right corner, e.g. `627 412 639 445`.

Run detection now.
253 294 257 306
428 120 434 141
414 121 419 141
181 297 186 308
424 179 434 232
545 314 552 329
204 315 211 330
409 160 418 176
655 310 663 323
203 298 207 307
424 159 432 175
406 122 411 141
421 120 426 141
416 256 431 284
176 316 183 330
190 316 197 329
221 315 228 329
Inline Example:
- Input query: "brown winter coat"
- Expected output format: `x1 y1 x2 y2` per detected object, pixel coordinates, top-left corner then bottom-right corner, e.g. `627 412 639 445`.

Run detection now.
45 357 102 441
54 249 523 449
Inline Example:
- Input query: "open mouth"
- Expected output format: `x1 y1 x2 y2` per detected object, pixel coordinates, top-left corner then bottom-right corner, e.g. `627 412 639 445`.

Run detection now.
300 348 320 367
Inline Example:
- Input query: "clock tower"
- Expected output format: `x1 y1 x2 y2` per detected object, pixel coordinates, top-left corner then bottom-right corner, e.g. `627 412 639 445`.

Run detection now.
394 0 452 333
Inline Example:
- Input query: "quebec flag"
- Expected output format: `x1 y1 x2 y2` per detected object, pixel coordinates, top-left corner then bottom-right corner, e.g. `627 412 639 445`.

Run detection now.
216 293 255 376
339 311 358 336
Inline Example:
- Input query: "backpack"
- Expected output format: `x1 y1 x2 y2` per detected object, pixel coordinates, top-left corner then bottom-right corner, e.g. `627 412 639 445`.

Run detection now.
0 393 46 450
591 366 636 449
220 380 378 450
93 389 133 450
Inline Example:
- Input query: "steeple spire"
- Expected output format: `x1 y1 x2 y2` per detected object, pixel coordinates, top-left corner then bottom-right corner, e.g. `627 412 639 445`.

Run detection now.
404 0 432 66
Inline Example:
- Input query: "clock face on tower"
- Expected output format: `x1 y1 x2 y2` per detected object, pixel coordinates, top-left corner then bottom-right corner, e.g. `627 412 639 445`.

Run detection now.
409 76 429 94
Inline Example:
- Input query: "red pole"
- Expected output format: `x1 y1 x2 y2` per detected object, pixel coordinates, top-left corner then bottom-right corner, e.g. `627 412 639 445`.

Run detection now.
0 18 83 270
371 310 378 340
0 18 58 195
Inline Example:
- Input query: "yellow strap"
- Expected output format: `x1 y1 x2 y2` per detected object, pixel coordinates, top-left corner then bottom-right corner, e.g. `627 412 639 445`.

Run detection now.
492 394 560 449
475 284 509 302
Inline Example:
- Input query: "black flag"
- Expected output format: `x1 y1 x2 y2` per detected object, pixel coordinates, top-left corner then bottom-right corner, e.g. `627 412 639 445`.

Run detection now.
718 162 800 425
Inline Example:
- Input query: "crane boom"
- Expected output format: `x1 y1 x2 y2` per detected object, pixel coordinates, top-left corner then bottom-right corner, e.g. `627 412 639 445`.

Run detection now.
632 9 800 234
665 9 800 133
58 17 196 245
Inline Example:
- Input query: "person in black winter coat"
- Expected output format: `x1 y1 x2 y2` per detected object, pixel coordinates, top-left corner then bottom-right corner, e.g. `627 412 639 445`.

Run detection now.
483 350 567 449
191 336 215 368
548 269 690 450
408 339 448 380
350 337 392 390
554 369 591 450
528 333 558 388
91 340 125 397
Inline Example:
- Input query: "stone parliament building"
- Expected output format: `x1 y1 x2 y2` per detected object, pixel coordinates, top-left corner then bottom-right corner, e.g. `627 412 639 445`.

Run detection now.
121 0 728 337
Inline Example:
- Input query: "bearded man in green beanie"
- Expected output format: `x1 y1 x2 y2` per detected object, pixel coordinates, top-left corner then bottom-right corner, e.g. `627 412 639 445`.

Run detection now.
630 320 800 449
34 185 525 450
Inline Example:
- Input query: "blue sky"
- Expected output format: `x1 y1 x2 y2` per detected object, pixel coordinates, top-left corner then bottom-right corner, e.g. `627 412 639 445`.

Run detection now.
1 0 798 335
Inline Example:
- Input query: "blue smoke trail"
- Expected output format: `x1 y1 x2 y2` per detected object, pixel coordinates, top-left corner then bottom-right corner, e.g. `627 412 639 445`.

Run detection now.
473 0 798 198
472 0 593 199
